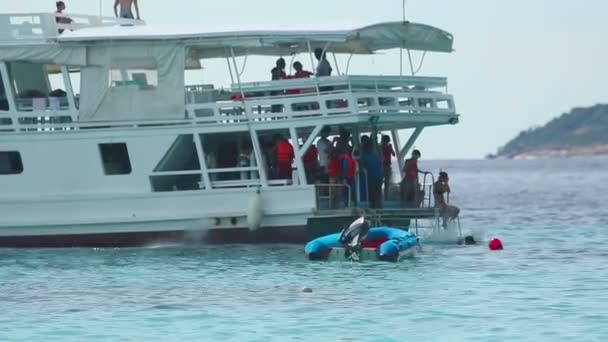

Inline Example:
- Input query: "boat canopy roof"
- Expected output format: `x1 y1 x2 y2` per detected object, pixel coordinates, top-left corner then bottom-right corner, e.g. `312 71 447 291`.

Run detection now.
59 21 454 58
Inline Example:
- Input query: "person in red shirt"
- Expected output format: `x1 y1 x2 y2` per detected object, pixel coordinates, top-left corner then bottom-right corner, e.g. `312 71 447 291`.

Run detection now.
381 135 396 201
293 62 313 78
274 134 294 180
400 149 427 207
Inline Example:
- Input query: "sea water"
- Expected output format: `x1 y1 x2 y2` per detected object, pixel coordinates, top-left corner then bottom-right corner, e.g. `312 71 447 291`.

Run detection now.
0 158 607 341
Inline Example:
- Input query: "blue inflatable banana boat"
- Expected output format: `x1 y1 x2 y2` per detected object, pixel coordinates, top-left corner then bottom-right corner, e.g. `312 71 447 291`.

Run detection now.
305 218 418 262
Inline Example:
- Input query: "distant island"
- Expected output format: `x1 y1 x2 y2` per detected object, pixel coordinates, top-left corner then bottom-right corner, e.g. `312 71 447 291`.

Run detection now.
489 104 608 159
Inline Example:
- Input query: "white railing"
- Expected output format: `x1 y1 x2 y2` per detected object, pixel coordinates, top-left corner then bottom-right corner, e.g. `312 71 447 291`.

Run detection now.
0 13 142 44
0 75 456 132
185 75 455 124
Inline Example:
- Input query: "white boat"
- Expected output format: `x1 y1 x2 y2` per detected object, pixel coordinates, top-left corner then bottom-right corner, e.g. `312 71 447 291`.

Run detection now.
0 12 459 247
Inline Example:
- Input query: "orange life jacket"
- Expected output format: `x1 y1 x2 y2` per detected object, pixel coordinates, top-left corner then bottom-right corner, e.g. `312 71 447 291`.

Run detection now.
276 140 294 163
327 156 340 177
303 145 318 169
343 153 356 179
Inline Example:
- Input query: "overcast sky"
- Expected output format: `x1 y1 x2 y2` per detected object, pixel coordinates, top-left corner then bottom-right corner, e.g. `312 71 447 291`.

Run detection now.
6 0 607 159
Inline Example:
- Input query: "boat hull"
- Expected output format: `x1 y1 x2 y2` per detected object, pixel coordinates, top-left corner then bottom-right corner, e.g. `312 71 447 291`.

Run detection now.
0 219 307 248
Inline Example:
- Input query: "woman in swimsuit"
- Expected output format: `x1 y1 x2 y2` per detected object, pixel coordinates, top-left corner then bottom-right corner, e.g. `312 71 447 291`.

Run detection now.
433 171 460 227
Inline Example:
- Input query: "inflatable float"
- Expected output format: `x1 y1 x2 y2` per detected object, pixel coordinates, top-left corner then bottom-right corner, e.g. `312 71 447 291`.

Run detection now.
305 217 418 262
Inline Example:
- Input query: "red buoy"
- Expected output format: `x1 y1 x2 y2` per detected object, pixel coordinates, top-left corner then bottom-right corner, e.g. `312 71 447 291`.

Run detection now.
488 238 503 251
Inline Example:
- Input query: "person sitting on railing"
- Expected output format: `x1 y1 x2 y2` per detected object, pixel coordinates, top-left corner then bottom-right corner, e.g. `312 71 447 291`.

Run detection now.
400 149 427 208
381 135 396 201
433 171 460 228
360 136 383 209
114 0 141 20
55 1 73 34
302 143 319 184
274 134 294 181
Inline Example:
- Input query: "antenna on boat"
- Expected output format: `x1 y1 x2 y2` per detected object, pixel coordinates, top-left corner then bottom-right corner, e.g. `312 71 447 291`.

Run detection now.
98 0 103 18
402 0 407 21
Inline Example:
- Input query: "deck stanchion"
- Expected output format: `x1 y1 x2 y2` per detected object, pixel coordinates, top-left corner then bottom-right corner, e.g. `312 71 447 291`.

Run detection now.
230 47 268 187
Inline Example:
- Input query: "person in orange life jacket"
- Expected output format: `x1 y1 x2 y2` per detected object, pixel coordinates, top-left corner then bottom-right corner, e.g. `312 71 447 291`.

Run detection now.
302 144 319 184
381 135 396 201
401 149 428 208
326 147 342 209
341 150 357 206
273 134 294 180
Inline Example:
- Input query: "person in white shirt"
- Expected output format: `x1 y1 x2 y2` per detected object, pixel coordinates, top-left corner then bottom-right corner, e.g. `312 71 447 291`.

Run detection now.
316 126 331 184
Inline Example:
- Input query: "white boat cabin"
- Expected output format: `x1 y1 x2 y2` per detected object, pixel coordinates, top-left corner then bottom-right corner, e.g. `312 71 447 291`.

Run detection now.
0 12 460 246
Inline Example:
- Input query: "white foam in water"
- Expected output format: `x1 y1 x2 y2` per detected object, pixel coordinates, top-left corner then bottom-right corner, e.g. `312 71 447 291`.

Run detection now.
182 218 212 244
424 220 462 244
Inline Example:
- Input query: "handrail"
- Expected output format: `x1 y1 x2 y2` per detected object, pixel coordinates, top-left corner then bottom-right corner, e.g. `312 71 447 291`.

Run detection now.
315 183 351 210
230 75 447 94
0 13 143 44
421 172 435 208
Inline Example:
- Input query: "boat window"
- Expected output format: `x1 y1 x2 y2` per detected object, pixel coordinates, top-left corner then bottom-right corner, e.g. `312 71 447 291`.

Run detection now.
0 151 23 175
5 62 71 112
110 59 158 90
99 143 132 175
256 129 293 184
0 71 8 111
200 132 260 185
150 135 202 192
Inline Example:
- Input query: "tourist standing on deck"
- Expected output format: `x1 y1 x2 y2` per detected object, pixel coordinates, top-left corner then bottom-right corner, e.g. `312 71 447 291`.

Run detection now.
293 61 313 78
360 136 383 209
55 1 73 34
341 149 357 207
314 48 333 77
316 127 331 185
401 149 426 207
271 58 287 81
326 147 342 209
274 134 294 181
270 58 287 112
302 144 319 184
114 0 141 20
381 135 396 201
433 171 460 227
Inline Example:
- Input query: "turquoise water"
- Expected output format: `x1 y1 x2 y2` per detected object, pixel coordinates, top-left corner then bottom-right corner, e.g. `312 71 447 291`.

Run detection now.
1 158 607 341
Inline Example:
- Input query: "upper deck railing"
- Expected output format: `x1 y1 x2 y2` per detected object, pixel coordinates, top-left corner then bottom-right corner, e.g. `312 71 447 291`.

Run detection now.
0 74 456 133
185 75 456 125
0 12 141 45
